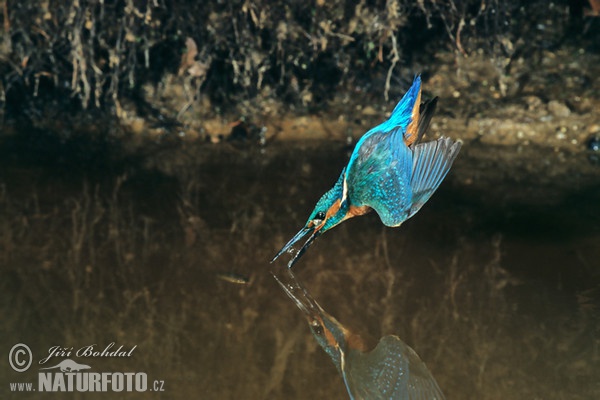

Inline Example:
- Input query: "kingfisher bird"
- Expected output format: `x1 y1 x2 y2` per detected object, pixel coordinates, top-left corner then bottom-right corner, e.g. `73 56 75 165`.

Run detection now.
272 75 461 268
273 268 446 400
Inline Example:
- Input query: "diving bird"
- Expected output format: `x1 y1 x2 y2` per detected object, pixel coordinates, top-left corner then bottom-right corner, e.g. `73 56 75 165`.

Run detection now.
272 75 461 268
272 268 446 400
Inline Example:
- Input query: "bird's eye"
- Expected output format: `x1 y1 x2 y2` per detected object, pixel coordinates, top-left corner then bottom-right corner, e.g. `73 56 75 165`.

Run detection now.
315 211 326 221
311 320 324 336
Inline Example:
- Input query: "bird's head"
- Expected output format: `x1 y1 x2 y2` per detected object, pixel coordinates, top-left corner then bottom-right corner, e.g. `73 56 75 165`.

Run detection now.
272 169 348 268
307 314 348 372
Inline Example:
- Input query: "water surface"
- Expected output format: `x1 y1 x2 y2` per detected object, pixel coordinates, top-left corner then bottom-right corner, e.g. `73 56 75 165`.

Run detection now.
1 140 599 399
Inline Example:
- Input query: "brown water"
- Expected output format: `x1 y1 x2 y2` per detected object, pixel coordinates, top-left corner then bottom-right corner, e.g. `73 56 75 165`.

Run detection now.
1 140 599 399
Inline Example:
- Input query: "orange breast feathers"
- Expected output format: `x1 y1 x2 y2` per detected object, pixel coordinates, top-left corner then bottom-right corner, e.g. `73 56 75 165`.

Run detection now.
326 199 371 223
348 205 371 217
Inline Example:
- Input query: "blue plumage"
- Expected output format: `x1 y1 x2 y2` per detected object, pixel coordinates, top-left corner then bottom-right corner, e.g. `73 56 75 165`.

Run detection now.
273 268 446 399
272 75 462 268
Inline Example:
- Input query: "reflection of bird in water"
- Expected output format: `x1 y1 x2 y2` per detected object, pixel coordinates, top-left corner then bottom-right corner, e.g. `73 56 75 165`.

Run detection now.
272 75 461 268
273 268 446 400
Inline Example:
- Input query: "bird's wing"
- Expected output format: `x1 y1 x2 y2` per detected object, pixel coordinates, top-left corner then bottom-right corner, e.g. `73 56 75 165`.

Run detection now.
344 76 459 227
408 137 462 219
345 128 414 227
346 134 461 227
345 336 445 400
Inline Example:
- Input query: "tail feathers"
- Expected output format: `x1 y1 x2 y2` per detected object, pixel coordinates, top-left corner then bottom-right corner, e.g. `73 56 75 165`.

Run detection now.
409 137 461 219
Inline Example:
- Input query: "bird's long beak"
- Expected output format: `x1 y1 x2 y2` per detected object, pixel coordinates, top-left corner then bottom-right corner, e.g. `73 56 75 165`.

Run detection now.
272 268 351 350
272 268 322 319
271 225 322 268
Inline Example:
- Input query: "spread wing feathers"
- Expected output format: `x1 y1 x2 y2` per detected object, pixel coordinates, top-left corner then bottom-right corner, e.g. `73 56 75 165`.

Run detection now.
345 128 413 227
408 137 462 219
345 336 446 400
